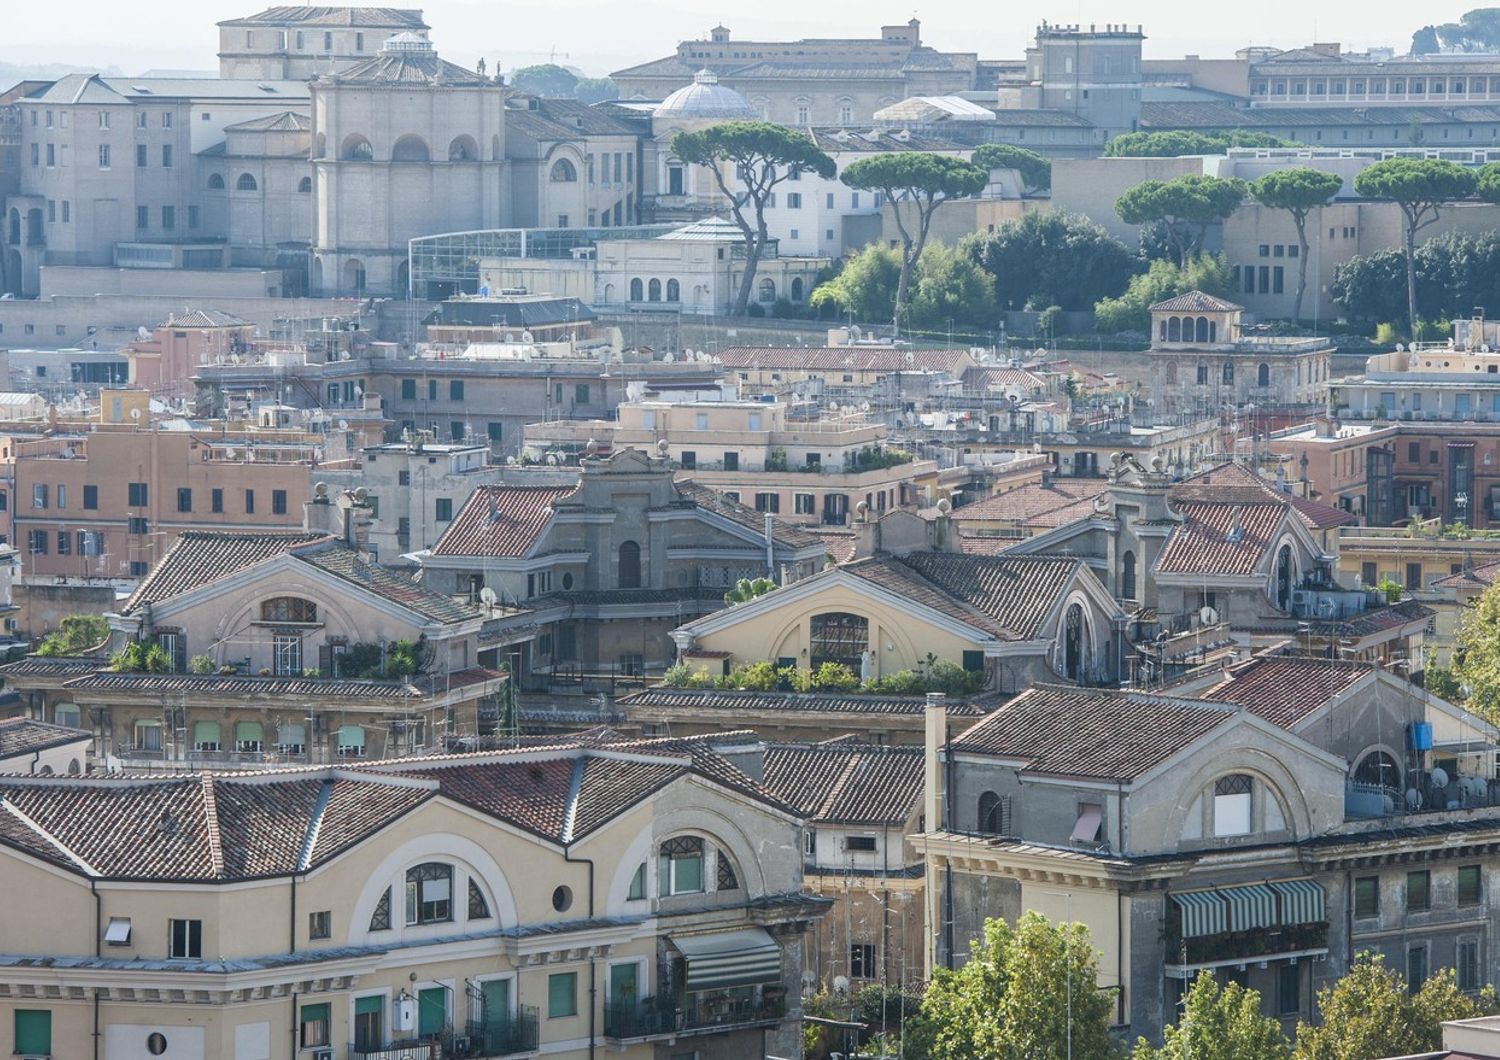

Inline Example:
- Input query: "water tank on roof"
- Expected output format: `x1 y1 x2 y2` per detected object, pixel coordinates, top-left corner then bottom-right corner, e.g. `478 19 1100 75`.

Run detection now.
1409 722 1433 752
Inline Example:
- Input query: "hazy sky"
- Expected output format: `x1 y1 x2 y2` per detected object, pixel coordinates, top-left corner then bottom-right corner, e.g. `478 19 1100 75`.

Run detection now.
2 1 1477 78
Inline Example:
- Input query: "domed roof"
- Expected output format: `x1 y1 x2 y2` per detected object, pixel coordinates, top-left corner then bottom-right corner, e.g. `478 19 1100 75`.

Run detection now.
653 69 758 121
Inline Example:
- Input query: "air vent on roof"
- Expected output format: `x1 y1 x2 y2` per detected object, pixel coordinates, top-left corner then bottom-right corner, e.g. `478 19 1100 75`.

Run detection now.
132 86 152 94
257 84 277 93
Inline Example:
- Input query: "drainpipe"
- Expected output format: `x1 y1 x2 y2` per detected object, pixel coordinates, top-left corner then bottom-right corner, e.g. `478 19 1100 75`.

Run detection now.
763 513 775 579
91 874 103 1059
563 845 597 1060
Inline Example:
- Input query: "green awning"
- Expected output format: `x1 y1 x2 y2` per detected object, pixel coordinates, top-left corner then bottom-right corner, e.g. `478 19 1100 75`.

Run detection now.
1171 890 1228 938
672 927 782 991
193 720 221 745
355 995 383 1017
337 724 366 748
234 721 263 744
1223 884 1279 931
1272 879 1326 925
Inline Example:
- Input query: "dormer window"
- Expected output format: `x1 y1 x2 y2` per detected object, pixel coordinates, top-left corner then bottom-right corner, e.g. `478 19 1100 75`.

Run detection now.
261 596 317 623
659 836 705 895
405 862 453 925
1213 774 1253 836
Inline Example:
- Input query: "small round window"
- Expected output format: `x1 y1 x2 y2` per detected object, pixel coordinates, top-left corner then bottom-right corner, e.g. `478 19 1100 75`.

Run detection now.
147 1033 168 1055
561 572 574 590
552 885 573 912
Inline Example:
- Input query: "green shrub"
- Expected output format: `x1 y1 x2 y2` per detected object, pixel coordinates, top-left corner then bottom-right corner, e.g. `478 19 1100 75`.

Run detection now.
36 615 109 657
189 654 216 674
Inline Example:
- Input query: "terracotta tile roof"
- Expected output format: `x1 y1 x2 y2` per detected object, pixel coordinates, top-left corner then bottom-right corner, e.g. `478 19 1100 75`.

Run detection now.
717 346 969 374
1436 559 1500 589
0 657 102 678
619 687 991 717
961 366 1051 395
762 743 922 825
951 685 1234 780
1154 499 1286 577
1148 290 1243 314
957 535 1018 555
61 672 428 699
1173 463 1355 530
296 541 477 622
953 479 1108 527
673 480 823 549
222 7 429 28
124 531 325 614
0 717 88 760
159 308 252 328
428 484 577 557
812 530 858 565
310 777 432 862
886 552 1086 639
1197 656 1369 729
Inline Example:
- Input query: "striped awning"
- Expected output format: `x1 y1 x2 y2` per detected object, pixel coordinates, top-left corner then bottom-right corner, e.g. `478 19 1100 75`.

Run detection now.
1272 879 1326 925
672 928 782 992
1171 890 1228 938
1222 884 1279 931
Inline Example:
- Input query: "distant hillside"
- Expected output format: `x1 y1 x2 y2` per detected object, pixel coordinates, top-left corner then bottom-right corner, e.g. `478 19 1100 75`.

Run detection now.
0 60 127 85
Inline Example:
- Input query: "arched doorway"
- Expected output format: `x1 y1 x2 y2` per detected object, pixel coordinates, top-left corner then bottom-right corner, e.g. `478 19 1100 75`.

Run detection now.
343 258 366 295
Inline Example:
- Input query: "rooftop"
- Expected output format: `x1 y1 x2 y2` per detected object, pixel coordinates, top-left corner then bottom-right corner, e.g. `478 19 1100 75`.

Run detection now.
762 742 922 825
619 687 992 718
0 717 89 761
219 6 429 28
1197 656 1370 729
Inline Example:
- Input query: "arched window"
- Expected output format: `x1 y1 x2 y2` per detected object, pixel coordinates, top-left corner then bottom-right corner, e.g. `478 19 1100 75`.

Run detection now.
629 278 643 302
791 277 804 301
1257 362 1271 387
297 176 312 193
8 208 19 245
1121 550 1137 601
1062 602 1086 681
666 279 680 302
715 845 739 890
1209 320 1218 342
1165 360 1178 385
341 134 373 161
1212 773 1253 836
467 877 491 919
391 134 430 162
618 540 641 588
261 596 317 622
758 277 776 303
369 886 392 930
977 791 1006 834
1167 316 1181 342
1222 362 1234 384
1275 543 1294 610
236 172 258 191
448 135 478 162
550 158 578 182
1196 316 1210 342
405 862 453 924
1354 750 1401 789
810 612 868 669
648 277 662 301
491 134 502 160
1158 318 1167 341
207 173 225 190
659 835 704 895
344 258 366 294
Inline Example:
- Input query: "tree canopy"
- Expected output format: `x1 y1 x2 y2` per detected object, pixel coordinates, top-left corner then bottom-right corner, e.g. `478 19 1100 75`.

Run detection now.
1413 9 1500 53
671 122 834 314
1353 157 1477 333
908 913 1115 1060
840 152 988 331
1116 174 1248 267
1291 953 1498 1060
811 241 996 332
1095 254 1233 334
1105 130 1296 157
1251 168 1343 320
1332 230 1500 331
1449 577 1500 722
964 210 1137 312
1133 972 1290 1060
972 143 1052 191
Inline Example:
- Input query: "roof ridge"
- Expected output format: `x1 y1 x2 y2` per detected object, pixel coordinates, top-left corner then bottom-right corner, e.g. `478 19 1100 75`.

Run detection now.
0 796 99 875
199 774 225 878
560 756 586 844
298 777 335 871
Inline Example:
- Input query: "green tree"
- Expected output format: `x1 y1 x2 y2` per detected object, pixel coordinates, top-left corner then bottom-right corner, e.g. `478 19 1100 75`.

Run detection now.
723 577 776 607
1134 971 1290 1060
1095 255 1232 334
1293 954 1498 1060
573 76 618 104
972 143 1051 192
908 241 997 332
1116 174 1248 267
965 210 1137 311
1412 24 1441 53
1429 9 1500 51
35 614 110 656
910 912 1115 1060
671 123 835 315
1105 130 1294 157
1251 169 1344 320
510 63 579 97
810 243 902 322
1451 578 1500 722
1353 158 1477 336
840 153 988 332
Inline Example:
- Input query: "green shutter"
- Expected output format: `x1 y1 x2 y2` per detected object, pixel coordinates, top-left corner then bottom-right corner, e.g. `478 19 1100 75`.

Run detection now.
481 979 510 1026
192 720 220 745
355 995 383 1017
418 987 446 1036
548 972 577 1018
14 1010 51 1055
338 724 366 749
234 721 262 744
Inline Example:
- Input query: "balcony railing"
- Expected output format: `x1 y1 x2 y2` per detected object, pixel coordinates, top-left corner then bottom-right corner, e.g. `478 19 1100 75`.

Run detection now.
604 990 787 1039
350 1040 440 1060
463 1007 540 1057
605 995 680 1039
1169 921 1329 967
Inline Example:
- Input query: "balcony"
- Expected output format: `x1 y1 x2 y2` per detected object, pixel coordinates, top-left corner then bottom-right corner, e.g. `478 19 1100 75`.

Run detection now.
604 989 787 1040
350 1041 439 1060
1166 921 1329 977
464 1006 540 1057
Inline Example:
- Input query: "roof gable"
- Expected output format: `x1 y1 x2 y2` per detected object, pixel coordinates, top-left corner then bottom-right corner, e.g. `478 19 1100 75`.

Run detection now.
428 484 577 558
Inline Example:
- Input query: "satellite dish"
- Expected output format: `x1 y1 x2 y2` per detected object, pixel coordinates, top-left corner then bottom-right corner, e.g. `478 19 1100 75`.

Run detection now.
136 326 151 340
1483 345 1493 353
130 407 142 421
1431 766 1450 789
353 486 368 502
832 976 850 997
904 350 915 365
314 482 329 498
936 497 951 514
1405 787 1424 810
545 454 559 465
1199 606 1220 626
338 419 349 431
656 439 670 455
521 330 534 343
479 586 498 607
1395 343 1405 352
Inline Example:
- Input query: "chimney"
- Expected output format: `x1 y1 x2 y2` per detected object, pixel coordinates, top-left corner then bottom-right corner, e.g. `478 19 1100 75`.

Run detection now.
924 692 948 832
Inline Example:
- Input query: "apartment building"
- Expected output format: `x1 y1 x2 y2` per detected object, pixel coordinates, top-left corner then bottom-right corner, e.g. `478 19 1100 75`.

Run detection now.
216 6 431 80
0 731 815 1060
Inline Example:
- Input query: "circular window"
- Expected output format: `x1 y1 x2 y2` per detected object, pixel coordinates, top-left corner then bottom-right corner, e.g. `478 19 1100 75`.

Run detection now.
561 572 574 590
552 885 573 912
147 1033 168 1055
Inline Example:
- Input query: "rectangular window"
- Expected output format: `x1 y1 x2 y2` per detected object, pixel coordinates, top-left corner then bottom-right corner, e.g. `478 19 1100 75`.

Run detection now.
850 942 876 979
162 111 171 128
679 451 696 470
401 378 417 400
273 633 302 676
161 144 173 168
1407 943 1429 993
963 650 985 673
56 531 69 555
211 488 223 513
1460 939 1481 991
245 489 255 514
845 835 877 852
128 481 147 506
300 1002 331 1048
32 483 47 509
487 421 502 441
26 530 46 555
61 201 69 223
1354 876 1380 918
169 918 202 959
136 143 147 168
308 910 331 940
1361 562 1377 587
787 192 802 208
13 1010 50 1056
723 451 739 471
575 383 590 405
1272 266 1284 294
1406 562 1422 590
1459 865 1483 906
1212 774 1253 836
1277 964 1300 1015
755 492 780 513
104 916 132 946
161 205 174 229
188 205 198 229
1407 869 1431 911
435 497 453 521
128 517 148 535
450 379 464 401
548 972 578 1018
795 493 815 515
427 379 437 401
272 490 287 515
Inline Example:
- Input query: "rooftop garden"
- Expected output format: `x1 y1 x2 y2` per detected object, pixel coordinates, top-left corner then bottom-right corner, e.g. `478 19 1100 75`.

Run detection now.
663 656 984 697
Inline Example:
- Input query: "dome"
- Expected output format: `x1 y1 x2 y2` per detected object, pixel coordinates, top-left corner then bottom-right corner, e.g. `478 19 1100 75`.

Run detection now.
653 69 758 121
